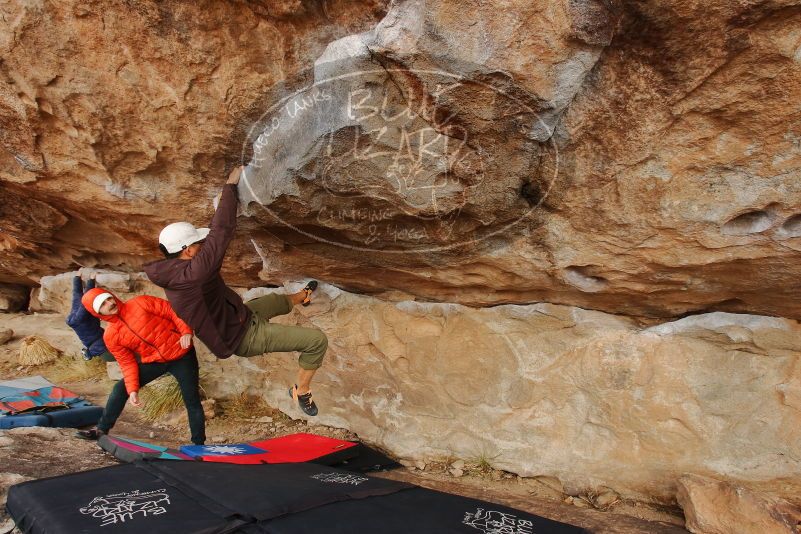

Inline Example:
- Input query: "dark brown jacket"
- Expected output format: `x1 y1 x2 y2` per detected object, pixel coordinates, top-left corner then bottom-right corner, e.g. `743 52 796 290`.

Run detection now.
144 184 251 358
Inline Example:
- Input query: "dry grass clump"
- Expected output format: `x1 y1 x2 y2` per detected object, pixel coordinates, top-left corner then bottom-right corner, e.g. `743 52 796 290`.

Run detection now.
220 391 272 420
45 353 107 383
139 374 208 421
18 336 60 366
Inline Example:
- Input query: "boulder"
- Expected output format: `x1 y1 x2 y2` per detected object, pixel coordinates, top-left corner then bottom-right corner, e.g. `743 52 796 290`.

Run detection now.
0 328 13 345
677 474 801 534
199 285 801 502
32 271 163 314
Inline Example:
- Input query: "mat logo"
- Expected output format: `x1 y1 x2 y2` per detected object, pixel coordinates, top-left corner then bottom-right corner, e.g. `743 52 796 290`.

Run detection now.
310 472 369 486
79 488 170 527
203 445 249 455
462 507 534 534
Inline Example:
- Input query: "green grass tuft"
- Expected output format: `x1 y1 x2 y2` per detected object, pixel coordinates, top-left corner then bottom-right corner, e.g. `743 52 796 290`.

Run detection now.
476 456 493 473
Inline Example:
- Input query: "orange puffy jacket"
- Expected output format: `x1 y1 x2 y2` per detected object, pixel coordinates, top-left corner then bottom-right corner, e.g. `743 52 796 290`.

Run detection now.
82 288 193 394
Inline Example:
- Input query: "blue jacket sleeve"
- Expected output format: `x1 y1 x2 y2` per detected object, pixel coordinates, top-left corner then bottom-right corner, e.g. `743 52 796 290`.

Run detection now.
66 276 83 325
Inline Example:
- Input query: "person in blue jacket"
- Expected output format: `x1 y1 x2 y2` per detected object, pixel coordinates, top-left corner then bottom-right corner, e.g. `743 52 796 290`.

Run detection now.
65 272 114 362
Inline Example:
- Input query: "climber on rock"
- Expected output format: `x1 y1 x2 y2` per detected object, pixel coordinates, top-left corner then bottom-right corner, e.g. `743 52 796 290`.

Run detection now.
65 271 115 362
75 287 206 445
144 165 326 417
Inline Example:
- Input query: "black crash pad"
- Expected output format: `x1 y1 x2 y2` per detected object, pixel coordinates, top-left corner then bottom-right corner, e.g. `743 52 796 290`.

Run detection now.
7 460 589 534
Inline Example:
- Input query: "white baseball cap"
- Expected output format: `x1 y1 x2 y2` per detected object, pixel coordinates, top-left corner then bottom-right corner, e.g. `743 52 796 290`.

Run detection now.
159 222 210 254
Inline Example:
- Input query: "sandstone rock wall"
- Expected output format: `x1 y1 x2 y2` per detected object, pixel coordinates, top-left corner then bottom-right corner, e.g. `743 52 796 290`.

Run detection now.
31 270 165 313
29 272 801 505
200 282 801 503
29 272 801 504
238 0 801 320
0 0 799 320
0 0 387 283
677 474 801 534
3 0 801 519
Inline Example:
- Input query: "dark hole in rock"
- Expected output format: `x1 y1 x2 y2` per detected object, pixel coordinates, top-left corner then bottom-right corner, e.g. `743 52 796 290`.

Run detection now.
521 181 542 206
721 210 773 236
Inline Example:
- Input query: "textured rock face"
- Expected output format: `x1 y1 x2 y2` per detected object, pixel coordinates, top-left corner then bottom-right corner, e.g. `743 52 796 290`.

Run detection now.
0 0 799 320
241 0 607 255
676 474 801 534
30 270 161 313
238 0 801 320
194 282 801 503
26 273 801 507
0 0 388 283
3 0 801 524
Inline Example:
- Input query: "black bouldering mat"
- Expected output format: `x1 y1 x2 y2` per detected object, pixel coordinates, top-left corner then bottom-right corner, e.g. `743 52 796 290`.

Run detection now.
6 461 588 534
135 460 412 521
254 484 589 534
316 442 401 473
5 462 244 534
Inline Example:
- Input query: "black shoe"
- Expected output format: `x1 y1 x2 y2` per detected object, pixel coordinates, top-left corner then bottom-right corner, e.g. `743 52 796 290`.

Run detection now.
76 428 104 440
301 280 318 307
288 384 318 416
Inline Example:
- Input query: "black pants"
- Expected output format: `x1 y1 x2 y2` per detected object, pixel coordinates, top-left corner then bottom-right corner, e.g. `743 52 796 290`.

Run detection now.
97 348 205 445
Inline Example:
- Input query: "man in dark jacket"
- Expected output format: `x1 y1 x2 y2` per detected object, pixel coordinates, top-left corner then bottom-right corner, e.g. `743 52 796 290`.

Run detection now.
66 272 114 362
144 166 326 417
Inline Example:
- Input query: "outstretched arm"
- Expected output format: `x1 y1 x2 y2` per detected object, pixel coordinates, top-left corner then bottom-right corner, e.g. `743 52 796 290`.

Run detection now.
69 275 83 315
180 166 244 282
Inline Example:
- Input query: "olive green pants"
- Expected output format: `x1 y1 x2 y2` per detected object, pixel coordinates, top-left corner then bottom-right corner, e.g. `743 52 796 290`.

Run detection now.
234 293 327 370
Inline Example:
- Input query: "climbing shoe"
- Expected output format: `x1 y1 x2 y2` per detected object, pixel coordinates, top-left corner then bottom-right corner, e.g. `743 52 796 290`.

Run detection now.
75 428 104 441
301 280 318 307
288 384 318 416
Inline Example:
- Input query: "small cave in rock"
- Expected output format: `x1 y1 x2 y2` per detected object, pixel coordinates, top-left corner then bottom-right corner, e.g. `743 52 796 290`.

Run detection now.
779 214 801 238
520 181 543 207
563 266 608 293
721 210 773 236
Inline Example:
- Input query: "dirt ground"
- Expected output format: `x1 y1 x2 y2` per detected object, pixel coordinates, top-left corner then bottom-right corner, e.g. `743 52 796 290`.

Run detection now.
0 312 688 533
